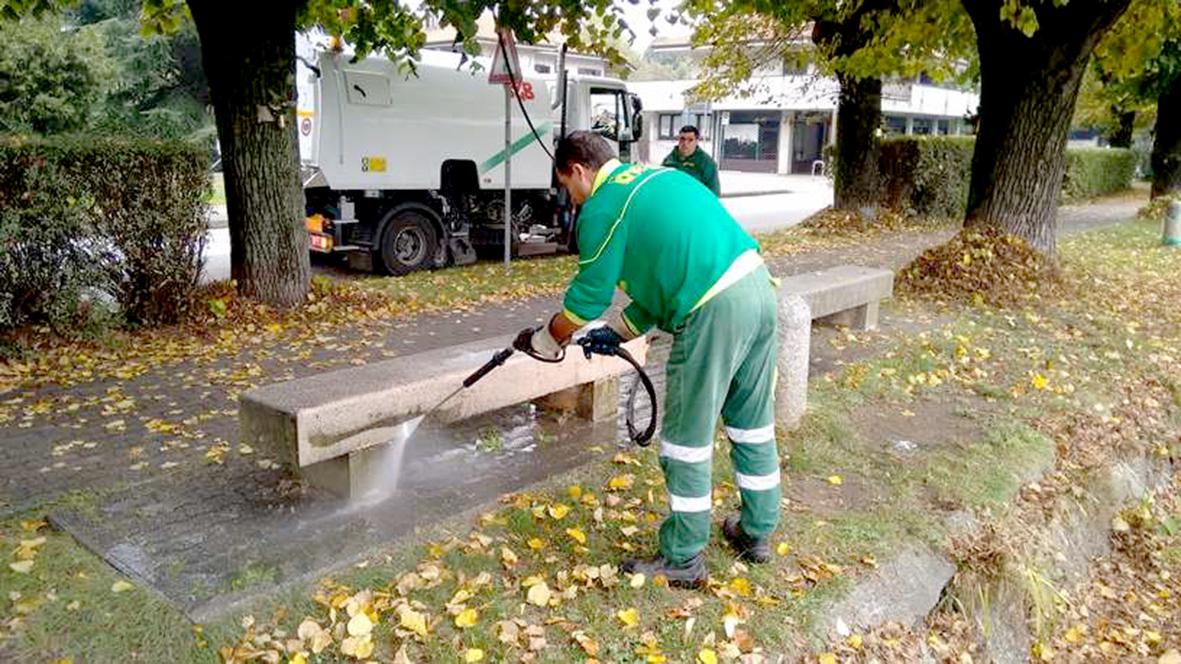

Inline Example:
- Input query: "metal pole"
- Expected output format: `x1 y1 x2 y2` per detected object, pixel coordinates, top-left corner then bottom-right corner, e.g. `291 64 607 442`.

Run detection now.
504 84 512 270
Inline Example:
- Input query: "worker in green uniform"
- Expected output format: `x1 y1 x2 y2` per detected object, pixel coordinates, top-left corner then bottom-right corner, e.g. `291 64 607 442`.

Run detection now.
515 131 780 588
662 125 721 196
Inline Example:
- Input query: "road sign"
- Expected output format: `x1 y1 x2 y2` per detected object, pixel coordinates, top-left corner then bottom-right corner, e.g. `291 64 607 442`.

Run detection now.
488 27 522 85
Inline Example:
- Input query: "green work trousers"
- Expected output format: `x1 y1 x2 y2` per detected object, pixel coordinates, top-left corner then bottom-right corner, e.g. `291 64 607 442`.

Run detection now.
658 265 781 564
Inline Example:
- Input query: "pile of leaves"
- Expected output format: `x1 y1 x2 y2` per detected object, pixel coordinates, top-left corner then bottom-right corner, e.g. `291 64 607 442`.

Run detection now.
897 225 1060 306
797 207 914 237
1137 195 1178 222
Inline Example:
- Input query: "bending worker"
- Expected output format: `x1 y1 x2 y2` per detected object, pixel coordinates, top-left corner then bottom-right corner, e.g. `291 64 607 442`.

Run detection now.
515 131 780 587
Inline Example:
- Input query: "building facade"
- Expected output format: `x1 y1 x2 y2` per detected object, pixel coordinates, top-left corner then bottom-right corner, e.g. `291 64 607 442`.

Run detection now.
634 40 980 174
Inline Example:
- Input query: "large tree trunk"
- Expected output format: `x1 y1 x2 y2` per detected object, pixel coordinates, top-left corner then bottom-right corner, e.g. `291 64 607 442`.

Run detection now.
188 1 309 307
833 73 882 211
1151 75 1181 198
962 0 1131 257
1108 108 1135 148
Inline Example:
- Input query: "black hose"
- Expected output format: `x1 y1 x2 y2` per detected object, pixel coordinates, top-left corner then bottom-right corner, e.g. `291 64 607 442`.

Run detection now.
615 347 657 447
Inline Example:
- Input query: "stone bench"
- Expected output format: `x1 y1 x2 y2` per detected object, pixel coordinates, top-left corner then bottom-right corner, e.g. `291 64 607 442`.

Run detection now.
775 265 894 429
780 264 894 331
240 335 648 498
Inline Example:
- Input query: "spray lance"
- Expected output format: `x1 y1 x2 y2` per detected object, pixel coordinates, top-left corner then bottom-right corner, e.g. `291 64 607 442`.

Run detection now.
419 326 657 446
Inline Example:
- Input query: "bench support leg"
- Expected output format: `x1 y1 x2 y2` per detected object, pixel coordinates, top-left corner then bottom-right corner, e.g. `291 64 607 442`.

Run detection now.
536 377 619 423
301 443 405 500
776 293 811 431
818 300 879 331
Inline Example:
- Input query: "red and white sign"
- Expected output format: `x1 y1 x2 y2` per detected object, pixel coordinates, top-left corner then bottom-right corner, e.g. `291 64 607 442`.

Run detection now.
488 26 522 86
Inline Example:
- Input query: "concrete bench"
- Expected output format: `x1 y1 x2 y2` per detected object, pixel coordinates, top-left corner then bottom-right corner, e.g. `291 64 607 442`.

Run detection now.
240 335 648 498
775 265 894 430
780 265 893 331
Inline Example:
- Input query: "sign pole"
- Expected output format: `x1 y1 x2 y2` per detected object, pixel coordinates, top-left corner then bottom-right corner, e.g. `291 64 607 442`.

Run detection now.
504 84 512 270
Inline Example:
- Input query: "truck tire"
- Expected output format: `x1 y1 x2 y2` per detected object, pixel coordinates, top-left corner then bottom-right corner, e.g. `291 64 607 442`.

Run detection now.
377 207 439 276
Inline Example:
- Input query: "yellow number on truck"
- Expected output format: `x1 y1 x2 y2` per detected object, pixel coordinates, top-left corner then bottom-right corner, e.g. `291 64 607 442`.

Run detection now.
360 156 387 172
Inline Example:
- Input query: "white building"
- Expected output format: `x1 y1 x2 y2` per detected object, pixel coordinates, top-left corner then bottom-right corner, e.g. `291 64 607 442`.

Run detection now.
634 38 980 174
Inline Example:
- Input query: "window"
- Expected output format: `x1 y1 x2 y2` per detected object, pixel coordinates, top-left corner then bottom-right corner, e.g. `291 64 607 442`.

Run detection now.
589 88 632 141
577 67 602 76
533 63 552 74
659 114 677 139
882 115 907 136
912 117 934 135
936 119 951 135
658 113 710 140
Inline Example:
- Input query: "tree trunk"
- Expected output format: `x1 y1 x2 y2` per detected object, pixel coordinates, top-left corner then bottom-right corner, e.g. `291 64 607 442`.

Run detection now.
962 0 1132 257
833 73 882 212
1151 75 1181 198
188 1 309 307
1108 108 1135 148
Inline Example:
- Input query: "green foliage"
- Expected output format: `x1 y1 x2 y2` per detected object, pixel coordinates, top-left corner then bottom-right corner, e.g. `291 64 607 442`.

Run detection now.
879 137 1136 218
1062 148 1138 201
879 136 976 219
0 135 210 331
683 0 977 101
0 16 109 134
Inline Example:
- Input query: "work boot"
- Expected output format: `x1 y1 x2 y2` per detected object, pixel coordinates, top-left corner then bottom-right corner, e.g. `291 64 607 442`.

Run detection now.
722 514 771 564
621 551 708 589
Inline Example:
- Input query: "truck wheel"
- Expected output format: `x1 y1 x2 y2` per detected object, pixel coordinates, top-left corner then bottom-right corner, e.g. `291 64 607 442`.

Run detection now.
378 208 439 276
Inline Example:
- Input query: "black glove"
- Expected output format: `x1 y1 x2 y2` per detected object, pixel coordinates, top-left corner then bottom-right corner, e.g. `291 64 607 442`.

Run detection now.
577 325 625 358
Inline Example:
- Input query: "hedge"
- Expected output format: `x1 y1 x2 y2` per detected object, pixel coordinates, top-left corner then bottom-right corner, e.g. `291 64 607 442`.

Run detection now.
0 136 209 331
1061 148 1138 201
878 136 975 219
876 136 1136 219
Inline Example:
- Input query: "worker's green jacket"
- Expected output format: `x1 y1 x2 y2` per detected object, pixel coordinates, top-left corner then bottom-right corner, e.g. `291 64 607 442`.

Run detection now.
662 146 721 195
563 159 762 335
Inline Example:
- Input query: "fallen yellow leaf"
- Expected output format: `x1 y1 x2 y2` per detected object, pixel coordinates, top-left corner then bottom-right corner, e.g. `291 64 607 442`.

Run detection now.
1031 373 1049 390
111 580 134 593
616 607 639 628
776 542 791 556
527 581 552 606
607 474 635 491
566 528 587 545
464 648 485 663
347 612 374 637
527 537 545 550
455 608 479 628
847 633 863 649
341 634 374 659
8 560 33 574
290 654 308 664
698 648 718 664
729 577 752 597
827 475 843 486
818 654 837 664
568 485 583 499
548 503 570 520
399 607 428 637
629 573 646 588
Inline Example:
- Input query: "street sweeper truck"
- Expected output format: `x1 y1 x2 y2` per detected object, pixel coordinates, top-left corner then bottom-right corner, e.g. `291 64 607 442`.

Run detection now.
297 40 643 275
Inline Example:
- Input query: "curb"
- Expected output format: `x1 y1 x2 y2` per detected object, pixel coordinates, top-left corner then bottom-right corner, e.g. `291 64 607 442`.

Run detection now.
721 189 794 199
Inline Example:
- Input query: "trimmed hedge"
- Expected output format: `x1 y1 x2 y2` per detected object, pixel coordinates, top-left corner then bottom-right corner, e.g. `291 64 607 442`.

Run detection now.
878 136 975 219
1062 148 1137 201
876 136 1136 219
0 136 209 331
